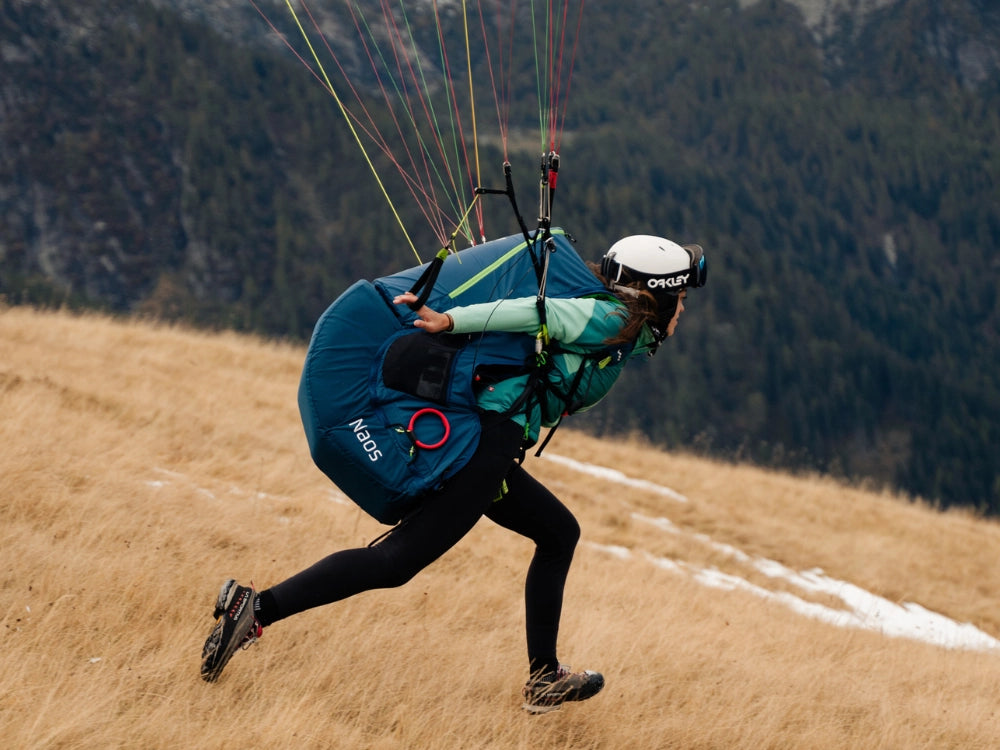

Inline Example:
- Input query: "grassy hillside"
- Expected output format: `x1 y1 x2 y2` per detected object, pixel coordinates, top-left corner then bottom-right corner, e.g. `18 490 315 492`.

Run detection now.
1 305 999 749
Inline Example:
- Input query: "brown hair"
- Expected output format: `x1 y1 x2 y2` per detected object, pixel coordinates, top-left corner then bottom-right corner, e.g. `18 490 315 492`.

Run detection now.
587 262 660 345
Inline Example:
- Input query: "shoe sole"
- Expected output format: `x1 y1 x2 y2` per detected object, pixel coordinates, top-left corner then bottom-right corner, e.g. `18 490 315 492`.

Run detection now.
200 580 256 682
522 701 563 714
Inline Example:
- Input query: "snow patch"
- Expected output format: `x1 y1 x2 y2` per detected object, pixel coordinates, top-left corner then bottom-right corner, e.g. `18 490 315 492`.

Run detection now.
543 453 688 502
560 456 999 653
145 457 1000 653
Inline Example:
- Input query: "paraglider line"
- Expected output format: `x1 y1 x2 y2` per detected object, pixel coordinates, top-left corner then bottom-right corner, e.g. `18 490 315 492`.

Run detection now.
282 0 423 262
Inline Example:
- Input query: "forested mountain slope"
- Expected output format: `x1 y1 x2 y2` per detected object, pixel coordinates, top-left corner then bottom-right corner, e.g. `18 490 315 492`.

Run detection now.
1 0 997 511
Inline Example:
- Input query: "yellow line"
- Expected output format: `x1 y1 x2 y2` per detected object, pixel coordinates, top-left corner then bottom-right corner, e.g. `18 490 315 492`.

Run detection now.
461 0 482 200
284 0 422 263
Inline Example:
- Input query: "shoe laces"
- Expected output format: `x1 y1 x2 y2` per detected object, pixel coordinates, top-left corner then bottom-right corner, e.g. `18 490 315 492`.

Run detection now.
524 664 570 697
240 619 262 650
536 664 571 684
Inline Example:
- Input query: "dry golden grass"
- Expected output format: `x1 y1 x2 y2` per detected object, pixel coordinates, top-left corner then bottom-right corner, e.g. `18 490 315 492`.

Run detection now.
2 305 999 749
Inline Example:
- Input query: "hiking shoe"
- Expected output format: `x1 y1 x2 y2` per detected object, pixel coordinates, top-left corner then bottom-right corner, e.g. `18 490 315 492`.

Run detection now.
200 579 262 682
522 665 605 713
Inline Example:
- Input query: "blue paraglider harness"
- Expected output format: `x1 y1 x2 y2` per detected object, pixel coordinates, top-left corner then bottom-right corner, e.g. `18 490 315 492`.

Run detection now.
297 228 622 525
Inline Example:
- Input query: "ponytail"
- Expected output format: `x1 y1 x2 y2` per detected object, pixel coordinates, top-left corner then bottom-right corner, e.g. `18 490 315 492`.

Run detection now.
587 262 660 345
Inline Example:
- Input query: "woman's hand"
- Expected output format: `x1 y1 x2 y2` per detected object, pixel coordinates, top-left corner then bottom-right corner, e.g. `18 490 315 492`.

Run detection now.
393 293 454 333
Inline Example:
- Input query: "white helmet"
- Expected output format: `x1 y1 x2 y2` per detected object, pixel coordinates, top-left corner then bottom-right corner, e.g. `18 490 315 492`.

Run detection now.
600 235 706 294
600 235 706 344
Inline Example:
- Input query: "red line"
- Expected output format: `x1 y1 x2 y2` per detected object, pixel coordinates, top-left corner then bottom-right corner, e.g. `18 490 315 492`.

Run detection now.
252 0 584 247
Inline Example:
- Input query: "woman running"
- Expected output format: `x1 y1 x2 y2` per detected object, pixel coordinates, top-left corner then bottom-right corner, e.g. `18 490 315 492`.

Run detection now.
200 235 707 713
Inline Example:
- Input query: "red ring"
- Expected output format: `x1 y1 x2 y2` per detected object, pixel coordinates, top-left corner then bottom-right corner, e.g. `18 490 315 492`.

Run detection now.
408 408 450 450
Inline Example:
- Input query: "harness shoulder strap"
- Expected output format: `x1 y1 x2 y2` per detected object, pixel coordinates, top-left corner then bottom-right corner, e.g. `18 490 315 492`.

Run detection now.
532 339 636 457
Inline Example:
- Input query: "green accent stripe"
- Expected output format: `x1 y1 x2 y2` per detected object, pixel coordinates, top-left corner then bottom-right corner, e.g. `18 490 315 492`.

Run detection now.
447 229 566 299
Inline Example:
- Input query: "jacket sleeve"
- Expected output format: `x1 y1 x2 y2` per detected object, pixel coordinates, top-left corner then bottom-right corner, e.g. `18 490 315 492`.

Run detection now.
448 297 626 346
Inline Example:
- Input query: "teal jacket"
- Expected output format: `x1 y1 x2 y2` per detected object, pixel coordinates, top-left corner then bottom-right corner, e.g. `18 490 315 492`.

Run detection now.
448 296 654 441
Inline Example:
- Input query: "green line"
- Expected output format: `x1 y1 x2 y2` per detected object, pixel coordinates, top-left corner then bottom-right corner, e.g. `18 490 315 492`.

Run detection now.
398 1 467 222
530 0 547 151
284 0 421 262
447 229 565 299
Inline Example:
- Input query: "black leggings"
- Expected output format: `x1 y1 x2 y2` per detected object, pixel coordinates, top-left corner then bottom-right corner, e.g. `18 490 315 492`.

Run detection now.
262 417 580 673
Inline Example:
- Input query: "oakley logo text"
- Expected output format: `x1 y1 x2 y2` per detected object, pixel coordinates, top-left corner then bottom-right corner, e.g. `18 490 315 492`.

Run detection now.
647 274 688 289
